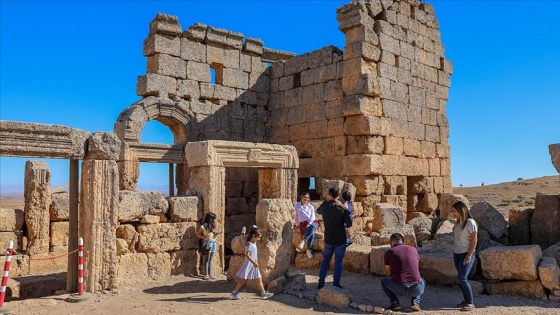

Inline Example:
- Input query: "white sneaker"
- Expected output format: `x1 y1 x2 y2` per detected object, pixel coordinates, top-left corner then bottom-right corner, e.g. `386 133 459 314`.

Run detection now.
306 249 314 259
297 240 305 251
262 291 274 300
230 291 241 300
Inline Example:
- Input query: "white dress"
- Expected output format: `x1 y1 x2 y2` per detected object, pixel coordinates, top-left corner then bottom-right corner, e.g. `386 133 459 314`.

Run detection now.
236 242 261 279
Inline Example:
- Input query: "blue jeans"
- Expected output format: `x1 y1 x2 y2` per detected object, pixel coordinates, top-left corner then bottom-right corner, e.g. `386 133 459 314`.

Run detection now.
453 252 476 304
318 243 346 287
302 222 318 248
202 252 214 276
381 277 425 305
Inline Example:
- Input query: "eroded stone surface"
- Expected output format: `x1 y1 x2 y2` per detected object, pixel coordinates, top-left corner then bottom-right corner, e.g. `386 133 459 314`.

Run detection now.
24 161 51 255
479 245 542 281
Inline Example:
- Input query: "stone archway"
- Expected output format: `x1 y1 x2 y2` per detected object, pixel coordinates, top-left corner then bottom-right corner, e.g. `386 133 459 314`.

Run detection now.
114 96 194 191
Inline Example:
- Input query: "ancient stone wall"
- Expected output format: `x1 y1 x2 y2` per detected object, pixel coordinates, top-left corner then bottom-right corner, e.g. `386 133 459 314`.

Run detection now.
120 0 452 220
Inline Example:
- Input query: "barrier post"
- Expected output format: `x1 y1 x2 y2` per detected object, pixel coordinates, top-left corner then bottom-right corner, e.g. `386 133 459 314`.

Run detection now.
0 240 14 314
66 237 92 303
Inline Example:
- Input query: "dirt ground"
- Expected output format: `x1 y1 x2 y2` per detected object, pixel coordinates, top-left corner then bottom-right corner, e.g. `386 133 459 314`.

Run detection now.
2 268 558 315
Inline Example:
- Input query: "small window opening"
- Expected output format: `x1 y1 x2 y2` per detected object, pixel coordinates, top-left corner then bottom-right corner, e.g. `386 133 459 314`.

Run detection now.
210 63 223 85
293 73 301 88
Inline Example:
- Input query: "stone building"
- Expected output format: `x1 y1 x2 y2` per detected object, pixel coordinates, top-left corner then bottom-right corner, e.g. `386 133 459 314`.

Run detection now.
0 0 455 295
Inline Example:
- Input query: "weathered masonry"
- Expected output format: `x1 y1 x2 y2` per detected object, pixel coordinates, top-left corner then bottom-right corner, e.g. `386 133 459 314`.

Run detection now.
1 0 453 294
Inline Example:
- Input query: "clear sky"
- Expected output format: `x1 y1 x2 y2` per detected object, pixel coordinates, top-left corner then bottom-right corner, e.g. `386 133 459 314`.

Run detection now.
1 0 559 193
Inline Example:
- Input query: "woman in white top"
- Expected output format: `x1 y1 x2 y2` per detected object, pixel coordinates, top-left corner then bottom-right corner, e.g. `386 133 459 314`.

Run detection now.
452 201 478 312
294 192 318 259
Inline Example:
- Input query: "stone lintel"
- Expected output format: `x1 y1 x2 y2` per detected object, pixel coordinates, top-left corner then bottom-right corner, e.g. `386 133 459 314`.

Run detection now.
128 143 184 163
0 120 89 159
185 140 298 169
262 47 296 63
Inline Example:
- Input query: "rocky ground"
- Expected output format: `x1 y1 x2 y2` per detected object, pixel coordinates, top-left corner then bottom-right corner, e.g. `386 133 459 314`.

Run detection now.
2 268 559 315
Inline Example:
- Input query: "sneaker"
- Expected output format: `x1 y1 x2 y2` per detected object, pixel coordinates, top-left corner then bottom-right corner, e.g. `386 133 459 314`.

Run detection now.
460 304 475 311
386 302 401 311
297 240 306 251
261 291 274 300
345 239 353 247
306 249 314 259
203 275 209 280
410 302 421 312
457 301 467 308
230 291 241 300
317 284 324 289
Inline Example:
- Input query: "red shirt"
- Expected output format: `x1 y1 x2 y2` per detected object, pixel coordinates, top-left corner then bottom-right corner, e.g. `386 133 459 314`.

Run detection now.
384 244 422 284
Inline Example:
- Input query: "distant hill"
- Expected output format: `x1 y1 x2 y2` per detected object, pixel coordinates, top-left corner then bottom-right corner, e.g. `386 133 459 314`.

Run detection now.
453 175 559 214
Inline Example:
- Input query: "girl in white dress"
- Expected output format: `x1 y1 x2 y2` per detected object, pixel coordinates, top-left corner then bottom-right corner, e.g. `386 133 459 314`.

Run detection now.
230 227 274 300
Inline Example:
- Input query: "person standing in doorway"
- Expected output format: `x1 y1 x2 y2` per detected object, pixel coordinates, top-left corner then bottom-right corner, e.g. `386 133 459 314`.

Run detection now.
317 187 353 289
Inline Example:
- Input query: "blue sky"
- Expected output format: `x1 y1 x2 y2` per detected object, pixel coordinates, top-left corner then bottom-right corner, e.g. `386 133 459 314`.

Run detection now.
1 0 558 193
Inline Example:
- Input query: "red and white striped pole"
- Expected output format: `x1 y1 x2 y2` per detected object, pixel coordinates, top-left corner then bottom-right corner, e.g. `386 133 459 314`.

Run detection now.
77 237 84 296
66 236 91 303
0 240 14 309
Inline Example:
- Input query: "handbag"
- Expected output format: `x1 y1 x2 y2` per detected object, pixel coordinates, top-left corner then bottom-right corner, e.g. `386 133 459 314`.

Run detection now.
198 239 212 254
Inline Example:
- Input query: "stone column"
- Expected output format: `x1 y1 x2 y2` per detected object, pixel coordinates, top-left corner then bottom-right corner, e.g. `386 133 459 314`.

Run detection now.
80 132 120 292
117 143 139 191
258 168 298 202
67 159 79 291
187 165 225 273
24 161 51 255
175 163 189 195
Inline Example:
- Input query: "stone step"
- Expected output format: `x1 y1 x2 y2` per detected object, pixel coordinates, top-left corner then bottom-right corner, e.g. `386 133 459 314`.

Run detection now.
6 272 66 300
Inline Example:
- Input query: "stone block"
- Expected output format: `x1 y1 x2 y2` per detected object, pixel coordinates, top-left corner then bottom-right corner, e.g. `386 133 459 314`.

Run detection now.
231 235 247 255
343 245 371 275
147 252 171 280
380 195 407 210
168 196 201 222
371 225 416 247
180 38 206 62
418 252 459 285
118 191 169 222
369 245 390 276
118 252 149 286
140 214 167 224
531 194 560 250
86 132 121 160
185 61 211 83
24 160 51 256
49 192 69 221
267 275 286 294
371 203 404 232
383 176 406 195
469 201 508 239
409 217 436 246
226 255 244 281
223 68 249 89
543 241 560 269
170 249 199 276
317 286 352 309
116 224 139 252
147 53 186 79
50 221 68 248
227 197 249 215
485 280 545 299
438 194 468 222
0 231 25 255
283 271 307 292
177 79 200 100
508 208 533 246
6 273 66 300
479 245 542 281
0 208 24 230
143 33 180 57
137 222 198 253
116 238 129 255
538 256 560 290
27 252 68 274
255 199 294 285
419 193 438 213
295 251 324 270
225 214 255 235
137 73 177 98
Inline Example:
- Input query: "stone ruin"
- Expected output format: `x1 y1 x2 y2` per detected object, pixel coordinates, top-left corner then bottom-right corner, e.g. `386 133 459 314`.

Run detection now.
0 0 559 306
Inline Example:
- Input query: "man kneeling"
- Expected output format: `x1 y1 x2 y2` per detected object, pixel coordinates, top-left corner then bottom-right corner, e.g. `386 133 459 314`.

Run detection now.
382 233 425 312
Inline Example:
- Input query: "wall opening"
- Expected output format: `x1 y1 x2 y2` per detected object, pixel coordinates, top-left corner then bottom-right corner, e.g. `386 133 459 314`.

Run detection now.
210 62 223 85
298 176 319 201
